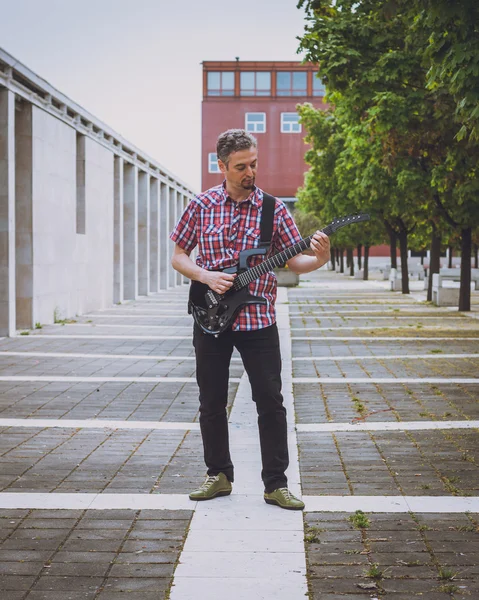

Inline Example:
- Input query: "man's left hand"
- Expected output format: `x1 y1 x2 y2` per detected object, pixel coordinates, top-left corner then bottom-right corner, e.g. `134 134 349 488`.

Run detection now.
309 231 331 266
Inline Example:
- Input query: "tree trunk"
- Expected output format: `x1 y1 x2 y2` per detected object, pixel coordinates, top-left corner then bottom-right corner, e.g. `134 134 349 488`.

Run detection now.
339 249 344 273
357 244 362 270
448 246 453 268
398 230 409 294
347 248 354 276
474 243 478 269
330 247 336 270
427 227 441 302
384 220 398 268
363 246 369 280
459 228 472 312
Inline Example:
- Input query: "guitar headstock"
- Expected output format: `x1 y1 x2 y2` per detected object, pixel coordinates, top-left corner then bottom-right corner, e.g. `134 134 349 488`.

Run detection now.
328 213 370 234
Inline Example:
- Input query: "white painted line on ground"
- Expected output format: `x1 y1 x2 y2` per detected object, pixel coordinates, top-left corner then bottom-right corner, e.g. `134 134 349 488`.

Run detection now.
0 375 242 383
303 496 479 513
13 334 191 340
0 351 194 360
0 351 242 362
170 287 309 600
292 336 477 341
0 350 243 362
290 325 446 331
0 418 200 430
292 353 479 361
290 314 460 319
0 492 477 514
293 377 478 384
0 493 193 510
82 313 190 319
56 323 192 329
297 420 479 432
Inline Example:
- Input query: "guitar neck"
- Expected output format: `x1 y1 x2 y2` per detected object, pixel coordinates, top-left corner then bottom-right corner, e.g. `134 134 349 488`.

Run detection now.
233 223 335 291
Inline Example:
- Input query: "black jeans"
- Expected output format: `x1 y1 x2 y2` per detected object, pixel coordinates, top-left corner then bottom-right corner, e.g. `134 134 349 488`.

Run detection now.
193 323 289 493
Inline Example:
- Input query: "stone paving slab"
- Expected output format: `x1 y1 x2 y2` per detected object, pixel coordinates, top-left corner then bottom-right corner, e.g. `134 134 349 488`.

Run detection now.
0 508 192 598
305 511 479 599
294 382 479 422
0 380 238 421
298 427 479 497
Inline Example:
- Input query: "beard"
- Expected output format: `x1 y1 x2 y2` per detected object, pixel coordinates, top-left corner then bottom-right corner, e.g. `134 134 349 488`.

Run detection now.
241 177 255 190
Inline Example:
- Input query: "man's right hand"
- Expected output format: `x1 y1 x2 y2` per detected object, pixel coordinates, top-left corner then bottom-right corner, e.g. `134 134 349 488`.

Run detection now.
201 270 236 295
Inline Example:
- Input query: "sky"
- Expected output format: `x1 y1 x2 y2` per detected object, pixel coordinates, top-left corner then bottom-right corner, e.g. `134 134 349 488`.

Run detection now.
0 0 310 191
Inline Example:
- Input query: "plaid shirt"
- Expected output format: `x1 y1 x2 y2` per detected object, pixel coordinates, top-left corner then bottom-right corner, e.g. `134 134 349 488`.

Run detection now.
170 182 302 331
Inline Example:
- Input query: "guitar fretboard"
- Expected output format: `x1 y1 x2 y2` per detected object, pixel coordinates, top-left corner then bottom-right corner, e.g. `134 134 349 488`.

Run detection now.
232 224 335 291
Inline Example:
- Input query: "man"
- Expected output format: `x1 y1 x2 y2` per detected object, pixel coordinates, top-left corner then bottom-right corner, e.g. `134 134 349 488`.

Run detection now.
170 129 330 510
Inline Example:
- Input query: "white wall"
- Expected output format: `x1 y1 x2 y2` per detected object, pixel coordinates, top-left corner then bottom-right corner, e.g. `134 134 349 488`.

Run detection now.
31 107 114 324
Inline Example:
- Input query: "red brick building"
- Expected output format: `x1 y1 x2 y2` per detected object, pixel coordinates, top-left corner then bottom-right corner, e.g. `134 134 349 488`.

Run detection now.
201 60 327 211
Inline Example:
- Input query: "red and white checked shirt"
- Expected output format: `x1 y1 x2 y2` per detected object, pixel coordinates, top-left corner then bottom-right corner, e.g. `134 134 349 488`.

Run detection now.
170 182 302 331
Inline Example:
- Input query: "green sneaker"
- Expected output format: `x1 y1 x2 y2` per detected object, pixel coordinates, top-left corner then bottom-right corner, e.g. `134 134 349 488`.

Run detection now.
264 487 305 511
189 473 232 501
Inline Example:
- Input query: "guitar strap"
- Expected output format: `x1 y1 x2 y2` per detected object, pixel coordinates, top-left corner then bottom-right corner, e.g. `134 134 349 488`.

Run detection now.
259 192 276 249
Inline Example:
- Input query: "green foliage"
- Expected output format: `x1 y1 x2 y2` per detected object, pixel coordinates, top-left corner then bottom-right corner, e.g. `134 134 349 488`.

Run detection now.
295 0 479 285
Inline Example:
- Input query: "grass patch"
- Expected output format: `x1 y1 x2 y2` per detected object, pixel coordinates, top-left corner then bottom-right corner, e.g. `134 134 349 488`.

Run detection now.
364 563 383 580
304 524 322 544
19 331 30 336
438 568 458 581
35 322 42 329
348 510 370 529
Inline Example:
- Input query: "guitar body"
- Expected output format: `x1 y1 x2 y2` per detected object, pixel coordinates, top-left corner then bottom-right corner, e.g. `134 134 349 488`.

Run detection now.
189 266 266 336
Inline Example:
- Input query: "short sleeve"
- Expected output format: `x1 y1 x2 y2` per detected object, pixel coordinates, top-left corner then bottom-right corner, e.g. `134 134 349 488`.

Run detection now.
170 200 198 252
273 203 302 253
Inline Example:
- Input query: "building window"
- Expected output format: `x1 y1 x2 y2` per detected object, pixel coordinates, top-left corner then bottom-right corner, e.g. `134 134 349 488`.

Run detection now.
207 71 235 96
240 72 271 96
313 75 326 96
245 113 266 133
208 152 221 173
276 71 307 96
281 113 301 133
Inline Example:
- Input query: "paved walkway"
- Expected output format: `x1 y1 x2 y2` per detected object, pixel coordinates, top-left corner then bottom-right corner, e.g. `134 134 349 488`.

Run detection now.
0 270 478 599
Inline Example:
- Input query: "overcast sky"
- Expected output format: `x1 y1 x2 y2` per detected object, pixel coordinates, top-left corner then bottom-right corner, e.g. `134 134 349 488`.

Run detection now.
0 0 309 191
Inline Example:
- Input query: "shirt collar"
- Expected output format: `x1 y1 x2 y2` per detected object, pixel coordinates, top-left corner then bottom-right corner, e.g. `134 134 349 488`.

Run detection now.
220 180 261 207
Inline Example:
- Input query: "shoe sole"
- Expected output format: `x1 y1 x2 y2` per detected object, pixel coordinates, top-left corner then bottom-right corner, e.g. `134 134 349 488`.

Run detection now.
189 490 232 501
264 498 304 511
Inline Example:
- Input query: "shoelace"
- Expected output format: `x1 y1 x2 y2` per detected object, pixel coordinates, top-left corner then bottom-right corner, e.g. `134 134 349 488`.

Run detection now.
199 475 218 490
277 487 294 500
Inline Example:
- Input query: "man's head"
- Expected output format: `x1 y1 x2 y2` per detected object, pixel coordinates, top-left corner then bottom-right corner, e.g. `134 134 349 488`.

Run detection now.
216 129 258 193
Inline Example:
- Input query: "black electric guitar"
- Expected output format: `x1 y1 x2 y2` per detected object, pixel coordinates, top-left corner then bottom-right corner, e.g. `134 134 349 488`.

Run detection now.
189 213 370 335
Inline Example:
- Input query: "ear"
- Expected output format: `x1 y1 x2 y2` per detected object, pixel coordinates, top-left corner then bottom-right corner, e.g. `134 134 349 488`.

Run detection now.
218 159 227 174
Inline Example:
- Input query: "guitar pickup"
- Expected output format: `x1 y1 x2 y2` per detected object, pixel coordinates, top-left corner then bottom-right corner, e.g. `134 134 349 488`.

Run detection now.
205 290 219 308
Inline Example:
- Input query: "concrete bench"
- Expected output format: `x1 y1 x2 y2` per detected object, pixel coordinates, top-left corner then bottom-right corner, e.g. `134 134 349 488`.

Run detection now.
389 268 402 291
432 272 460 306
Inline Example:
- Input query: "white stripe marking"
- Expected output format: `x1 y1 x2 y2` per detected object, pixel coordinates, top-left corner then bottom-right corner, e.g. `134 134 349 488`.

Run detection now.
292 337 478 341
290 326 446 331
0 418 200 430
0 351 242 362
290 314 462 319
0 493 193 510
13 334 190 340
0 493 477 514
303 496 479 513
297 420 479 432
293 377 477 384
292 353 479 361
0 375 241 383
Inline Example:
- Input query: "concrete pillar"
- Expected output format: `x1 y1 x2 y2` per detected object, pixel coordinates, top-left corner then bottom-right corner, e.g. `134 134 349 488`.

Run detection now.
176 192 183 286
113 156 124 304
159 182 169 290
0 89 16 336
181 194 189 285
149 177 159 293
123 163 138 300
168 187 177 288
138 171 150 296
15 101 33 329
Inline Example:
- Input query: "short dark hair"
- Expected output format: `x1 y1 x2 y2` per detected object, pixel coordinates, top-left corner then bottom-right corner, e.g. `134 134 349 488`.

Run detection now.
216 129 257 166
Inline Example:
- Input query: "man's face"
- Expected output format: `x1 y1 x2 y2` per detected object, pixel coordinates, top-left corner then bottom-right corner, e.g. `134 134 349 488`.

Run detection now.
219 147 258 192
